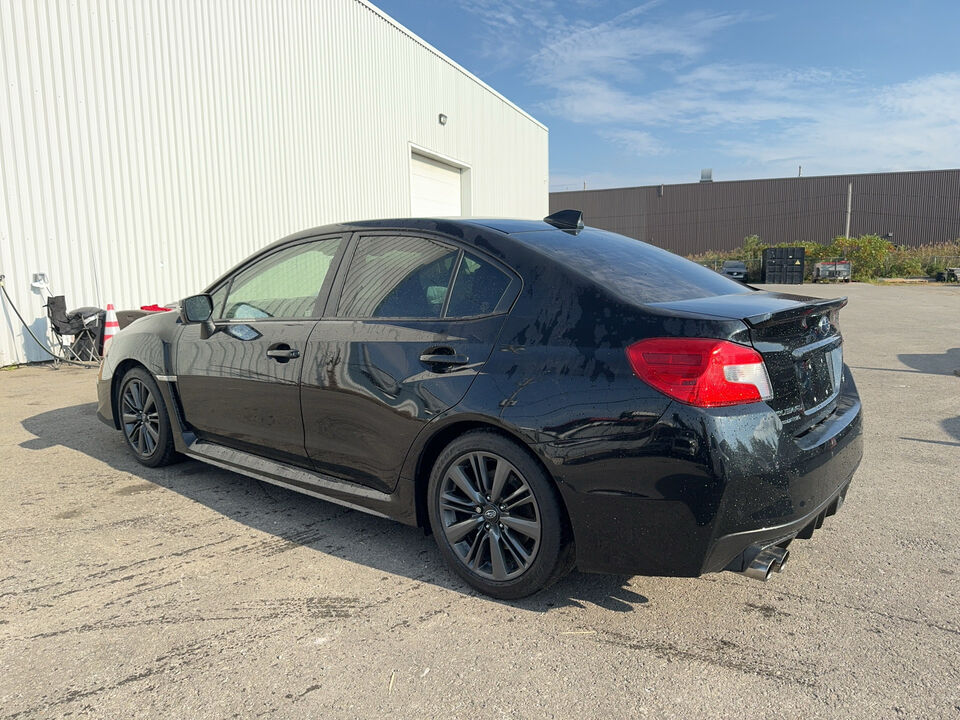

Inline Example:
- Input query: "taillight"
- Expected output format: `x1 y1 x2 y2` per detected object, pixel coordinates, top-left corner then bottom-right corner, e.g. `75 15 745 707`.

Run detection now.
625 338 773 408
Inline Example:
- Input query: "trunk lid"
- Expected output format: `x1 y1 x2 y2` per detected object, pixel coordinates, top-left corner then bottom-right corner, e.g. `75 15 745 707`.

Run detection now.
648 291 846 430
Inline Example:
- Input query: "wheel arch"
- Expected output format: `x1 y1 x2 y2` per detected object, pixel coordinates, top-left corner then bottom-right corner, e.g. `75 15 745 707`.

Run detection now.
409 416 571 537
110 359 190 452
110 358 150 430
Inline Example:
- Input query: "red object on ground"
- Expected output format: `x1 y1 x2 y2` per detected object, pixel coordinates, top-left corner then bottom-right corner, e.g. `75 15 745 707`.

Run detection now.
140 304 172 312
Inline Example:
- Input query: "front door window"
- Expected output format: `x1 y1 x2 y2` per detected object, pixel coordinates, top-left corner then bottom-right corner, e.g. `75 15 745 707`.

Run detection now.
221 238 343 320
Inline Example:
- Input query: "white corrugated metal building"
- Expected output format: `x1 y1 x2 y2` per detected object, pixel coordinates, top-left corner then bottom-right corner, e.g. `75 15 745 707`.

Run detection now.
0 0 548 366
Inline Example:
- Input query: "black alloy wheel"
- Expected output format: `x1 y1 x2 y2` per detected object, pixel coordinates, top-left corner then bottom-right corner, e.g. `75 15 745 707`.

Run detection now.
428 431 573 599
118 368 178 467
439 450 542 581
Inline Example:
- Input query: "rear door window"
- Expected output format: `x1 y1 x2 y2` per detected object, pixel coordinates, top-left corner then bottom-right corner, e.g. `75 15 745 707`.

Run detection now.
337 236 458 319
446 253 511 317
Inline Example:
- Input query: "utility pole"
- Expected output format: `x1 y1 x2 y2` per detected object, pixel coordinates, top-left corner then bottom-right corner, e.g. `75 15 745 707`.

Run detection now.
844 183 852 239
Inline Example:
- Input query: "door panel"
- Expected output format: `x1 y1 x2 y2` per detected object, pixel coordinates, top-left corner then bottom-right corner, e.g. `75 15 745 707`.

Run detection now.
300 235 518 491
176 321 316 465
300 316 507 491
174 235 344 465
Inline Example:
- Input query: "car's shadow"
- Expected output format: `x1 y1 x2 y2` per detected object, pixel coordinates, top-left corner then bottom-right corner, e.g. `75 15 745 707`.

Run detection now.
20 402 651 613
943 416 960 442
897 347 960 376
849 347 960 377
893 347 960 447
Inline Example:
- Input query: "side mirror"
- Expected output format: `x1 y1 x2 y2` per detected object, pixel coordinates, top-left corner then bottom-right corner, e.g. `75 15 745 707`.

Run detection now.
179 294 217 338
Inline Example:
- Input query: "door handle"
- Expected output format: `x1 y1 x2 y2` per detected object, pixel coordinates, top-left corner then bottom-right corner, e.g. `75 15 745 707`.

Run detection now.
266 343 300 362
420 350 469 367
267 348 300 359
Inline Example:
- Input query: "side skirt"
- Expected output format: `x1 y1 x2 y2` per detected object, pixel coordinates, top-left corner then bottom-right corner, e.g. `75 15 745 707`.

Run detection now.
184 440 418 525
150 374 419 526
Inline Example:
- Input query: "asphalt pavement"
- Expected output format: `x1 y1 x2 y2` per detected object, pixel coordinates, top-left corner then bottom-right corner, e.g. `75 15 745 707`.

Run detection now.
1 281 958 719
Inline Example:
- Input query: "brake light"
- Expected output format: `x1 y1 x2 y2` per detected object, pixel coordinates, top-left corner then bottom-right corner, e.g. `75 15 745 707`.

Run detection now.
626 338 773 407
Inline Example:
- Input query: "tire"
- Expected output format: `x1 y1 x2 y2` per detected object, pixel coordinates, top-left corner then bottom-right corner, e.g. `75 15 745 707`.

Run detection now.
427 430 574 599
117 367 180 467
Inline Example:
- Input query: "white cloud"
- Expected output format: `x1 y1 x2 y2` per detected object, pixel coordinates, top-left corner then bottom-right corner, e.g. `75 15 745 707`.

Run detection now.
542 76 822 126
541 60 857 127
456 0 558 33
455 1 960 176
531 7 735 87
877 72 960 122
599 128 668 156
528 9 744 97
454 0 561 67
720 72 960 174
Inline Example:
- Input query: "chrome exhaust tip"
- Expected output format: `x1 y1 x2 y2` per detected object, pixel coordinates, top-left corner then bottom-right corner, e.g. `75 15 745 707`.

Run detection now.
769 546 790 573
742 545 790 581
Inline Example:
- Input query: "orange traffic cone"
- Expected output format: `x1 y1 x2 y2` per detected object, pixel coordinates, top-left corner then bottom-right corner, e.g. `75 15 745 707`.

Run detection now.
102 303 119 353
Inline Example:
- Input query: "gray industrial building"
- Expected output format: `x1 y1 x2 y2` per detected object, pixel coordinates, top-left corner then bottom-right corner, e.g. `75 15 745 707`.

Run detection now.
550 168 960 255
0 0 547 366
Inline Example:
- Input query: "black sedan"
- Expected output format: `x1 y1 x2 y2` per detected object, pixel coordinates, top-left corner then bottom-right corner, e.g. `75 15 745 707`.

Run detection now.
97 211 863 599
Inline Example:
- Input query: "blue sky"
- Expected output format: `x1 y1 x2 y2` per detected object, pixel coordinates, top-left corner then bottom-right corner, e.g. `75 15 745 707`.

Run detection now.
374 0 960 190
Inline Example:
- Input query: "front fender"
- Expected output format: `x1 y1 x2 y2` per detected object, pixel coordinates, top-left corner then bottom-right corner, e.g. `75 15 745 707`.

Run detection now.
98 311 183 434
100 311 181 383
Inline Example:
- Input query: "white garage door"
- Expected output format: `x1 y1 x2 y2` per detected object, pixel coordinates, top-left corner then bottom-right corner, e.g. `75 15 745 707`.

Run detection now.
410 153 462 217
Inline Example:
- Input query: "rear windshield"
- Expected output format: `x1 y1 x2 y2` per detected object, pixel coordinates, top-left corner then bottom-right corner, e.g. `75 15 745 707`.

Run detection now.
515 227 749 303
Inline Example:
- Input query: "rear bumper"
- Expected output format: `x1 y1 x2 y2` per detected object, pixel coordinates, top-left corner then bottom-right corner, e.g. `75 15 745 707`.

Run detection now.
543 368 863 577
703 470 853 574
699 374 863 573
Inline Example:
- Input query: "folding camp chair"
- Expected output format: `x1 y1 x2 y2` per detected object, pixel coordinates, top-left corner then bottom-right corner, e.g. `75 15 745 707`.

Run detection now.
45 295 102 362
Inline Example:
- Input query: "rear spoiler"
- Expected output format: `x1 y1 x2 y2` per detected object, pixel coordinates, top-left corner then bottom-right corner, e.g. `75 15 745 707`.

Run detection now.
742 296 847 328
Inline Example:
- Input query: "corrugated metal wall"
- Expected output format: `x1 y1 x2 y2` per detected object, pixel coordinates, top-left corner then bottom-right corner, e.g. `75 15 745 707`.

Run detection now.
550 169 960 255
0 0 548 365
